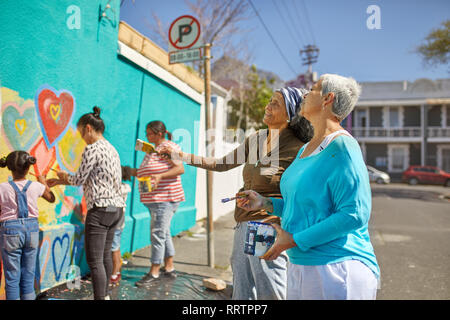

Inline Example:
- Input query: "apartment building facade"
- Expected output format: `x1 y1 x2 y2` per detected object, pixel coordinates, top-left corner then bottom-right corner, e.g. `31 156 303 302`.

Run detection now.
344 78 450 180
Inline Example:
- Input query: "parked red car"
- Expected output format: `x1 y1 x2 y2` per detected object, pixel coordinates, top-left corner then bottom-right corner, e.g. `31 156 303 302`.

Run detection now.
402 166 450 187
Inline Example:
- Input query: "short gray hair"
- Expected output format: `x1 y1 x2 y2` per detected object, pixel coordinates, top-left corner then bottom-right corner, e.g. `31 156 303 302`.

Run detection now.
320 74 361 121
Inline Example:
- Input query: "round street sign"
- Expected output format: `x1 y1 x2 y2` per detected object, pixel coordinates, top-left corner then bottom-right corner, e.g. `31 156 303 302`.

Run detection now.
168 15 202 50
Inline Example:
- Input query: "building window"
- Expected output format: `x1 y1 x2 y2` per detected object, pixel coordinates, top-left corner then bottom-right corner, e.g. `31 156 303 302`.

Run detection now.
437 145 450 173
376 157 388 167
355 109 367 127
388 145 409 172
389 108 400 127
446 105 450 127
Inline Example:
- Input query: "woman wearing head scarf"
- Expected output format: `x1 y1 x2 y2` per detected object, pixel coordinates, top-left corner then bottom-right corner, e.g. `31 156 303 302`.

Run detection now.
237 75 380 300
159 88 313 300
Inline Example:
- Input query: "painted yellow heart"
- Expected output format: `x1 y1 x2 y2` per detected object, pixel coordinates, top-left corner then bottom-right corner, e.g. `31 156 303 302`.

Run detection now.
14 119 27 136
50 103 61 122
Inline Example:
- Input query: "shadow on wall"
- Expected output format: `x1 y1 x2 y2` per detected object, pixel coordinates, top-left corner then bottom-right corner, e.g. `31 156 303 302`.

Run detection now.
0 86 88 298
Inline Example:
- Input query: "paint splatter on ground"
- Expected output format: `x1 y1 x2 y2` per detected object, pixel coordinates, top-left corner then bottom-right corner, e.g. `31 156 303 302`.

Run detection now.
38 266 232 300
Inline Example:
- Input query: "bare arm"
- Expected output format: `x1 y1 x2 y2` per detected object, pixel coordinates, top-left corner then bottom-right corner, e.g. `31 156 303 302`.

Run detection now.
159 138 249 172
37 175 56 203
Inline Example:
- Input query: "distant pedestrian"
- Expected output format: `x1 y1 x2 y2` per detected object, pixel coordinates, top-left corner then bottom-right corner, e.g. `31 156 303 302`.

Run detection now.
237 74 380 300
0 151 55 300
160 88 314 300
110 166 132 286
47 106 125 300
129 120 185 288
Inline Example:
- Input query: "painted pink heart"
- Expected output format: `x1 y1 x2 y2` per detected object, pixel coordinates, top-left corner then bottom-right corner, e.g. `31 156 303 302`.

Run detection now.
35 85 75 149
30 137 56 176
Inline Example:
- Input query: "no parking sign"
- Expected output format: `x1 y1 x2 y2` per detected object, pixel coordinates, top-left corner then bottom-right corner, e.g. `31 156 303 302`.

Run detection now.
168 15 203 64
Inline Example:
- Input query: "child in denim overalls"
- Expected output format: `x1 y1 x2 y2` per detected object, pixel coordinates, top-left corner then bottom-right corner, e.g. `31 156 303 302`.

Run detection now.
0 151 55 300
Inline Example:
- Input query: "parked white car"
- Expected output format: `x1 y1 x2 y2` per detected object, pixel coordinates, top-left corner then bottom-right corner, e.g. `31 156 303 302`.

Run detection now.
367 165 391 184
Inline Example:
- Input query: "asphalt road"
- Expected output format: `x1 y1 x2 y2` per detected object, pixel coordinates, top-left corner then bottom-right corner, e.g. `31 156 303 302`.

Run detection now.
369 183 450 300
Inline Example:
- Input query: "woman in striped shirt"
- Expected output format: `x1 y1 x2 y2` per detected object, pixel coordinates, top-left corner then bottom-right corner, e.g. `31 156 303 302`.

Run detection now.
130 120 185 287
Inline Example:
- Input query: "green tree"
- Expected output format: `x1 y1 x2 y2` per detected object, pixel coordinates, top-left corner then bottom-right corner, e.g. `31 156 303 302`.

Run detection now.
416 20 450 69
228 65 274 131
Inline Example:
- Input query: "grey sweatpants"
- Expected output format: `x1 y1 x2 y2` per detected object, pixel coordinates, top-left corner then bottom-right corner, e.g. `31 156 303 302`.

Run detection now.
231 221 288 300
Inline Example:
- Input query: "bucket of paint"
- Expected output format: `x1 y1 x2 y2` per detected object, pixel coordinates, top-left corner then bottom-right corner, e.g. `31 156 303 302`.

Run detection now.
137 177 153 193
244 221 276 257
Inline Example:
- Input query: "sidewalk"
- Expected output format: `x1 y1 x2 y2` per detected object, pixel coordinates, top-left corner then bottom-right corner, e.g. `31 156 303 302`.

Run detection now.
41 210 236 300
40 182 449 300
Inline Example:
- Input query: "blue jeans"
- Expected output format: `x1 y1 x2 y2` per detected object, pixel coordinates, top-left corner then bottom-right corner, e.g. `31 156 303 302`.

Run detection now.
0 218 39 300
145 202 179 265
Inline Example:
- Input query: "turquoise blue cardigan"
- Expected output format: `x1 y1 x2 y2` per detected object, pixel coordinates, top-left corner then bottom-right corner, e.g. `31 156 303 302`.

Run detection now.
270 135 380 277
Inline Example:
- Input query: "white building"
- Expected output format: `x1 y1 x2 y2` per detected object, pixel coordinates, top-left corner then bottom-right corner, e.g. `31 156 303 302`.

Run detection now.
346 78 450 179
195 81 244 222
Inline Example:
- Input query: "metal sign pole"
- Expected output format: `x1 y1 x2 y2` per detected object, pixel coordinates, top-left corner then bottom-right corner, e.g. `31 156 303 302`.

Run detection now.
203 43 214 268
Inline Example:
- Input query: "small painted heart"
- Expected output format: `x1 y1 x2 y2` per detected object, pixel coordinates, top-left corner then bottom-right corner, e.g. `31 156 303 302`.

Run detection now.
2 102 40 151
30 137 56 176
52 233 70 282
56 126 86 173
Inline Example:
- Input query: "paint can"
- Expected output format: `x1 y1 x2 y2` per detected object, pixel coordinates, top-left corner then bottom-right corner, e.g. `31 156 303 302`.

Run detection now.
244 221 276 257
137 177 153 193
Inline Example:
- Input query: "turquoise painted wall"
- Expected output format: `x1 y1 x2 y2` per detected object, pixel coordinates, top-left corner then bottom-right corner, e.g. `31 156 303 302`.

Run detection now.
0 0 200 296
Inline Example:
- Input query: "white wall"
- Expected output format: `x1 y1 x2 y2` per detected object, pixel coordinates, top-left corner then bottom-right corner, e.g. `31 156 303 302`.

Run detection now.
194 84 244 222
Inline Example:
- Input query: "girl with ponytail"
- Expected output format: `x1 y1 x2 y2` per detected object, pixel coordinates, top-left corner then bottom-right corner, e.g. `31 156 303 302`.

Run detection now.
47 106 126 300
0 151 55 300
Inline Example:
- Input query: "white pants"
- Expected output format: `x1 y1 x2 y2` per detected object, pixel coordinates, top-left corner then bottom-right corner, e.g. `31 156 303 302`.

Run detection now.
287 260 379 300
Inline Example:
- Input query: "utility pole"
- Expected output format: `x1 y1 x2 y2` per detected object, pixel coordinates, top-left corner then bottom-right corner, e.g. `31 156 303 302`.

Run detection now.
300 44 319 87
203 43 215 268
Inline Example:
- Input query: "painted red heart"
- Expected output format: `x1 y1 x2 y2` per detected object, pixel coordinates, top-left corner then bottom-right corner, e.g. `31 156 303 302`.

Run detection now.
35 86 75 149
30 137 56 176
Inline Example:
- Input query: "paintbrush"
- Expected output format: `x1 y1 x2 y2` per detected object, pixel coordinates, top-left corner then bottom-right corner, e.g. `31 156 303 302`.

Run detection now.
221 194 248 203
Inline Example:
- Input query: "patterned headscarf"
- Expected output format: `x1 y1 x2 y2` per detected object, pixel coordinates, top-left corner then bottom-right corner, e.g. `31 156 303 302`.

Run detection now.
277 87 309 122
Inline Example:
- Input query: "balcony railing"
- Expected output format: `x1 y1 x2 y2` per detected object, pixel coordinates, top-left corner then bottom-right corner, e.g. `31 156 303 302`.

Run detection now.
352 127 421 138
427 127 450 138
352 127 450 139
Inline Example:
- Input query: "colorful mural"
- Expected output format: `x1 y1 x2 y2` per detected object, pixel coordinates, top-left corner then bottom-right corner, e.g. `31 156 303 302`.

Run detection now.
0 86 87 298
0 0 201 299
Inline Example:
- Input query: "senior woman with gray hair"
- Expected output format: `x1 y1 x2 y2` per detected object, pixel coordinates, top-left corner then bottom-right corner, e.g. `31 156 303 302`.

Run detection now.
237 74 380 300
160 87 313 300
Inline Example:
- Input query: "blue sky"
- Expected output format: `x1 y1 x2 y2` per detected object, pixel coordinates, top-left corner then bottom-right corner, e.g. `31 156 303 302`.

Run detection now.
120 0 450 83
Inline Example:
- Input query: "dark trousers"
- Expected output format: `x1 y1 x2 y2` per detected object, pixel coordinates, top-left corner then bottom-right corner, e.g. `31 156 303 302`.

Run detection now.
84 206 124 299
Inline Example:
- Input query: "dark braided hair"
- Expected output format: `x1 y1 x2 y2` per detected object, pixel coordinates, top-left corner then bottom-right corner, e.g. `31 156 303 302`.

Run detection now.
0 151 36 178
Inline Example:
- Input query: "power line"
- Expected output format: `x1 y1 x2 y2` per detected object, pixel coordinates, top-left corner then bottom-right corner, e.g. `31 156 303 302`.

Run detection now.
247 0 298 77
270 0 304 49
301 0 316 45
279 0 306 47
291 0 313 45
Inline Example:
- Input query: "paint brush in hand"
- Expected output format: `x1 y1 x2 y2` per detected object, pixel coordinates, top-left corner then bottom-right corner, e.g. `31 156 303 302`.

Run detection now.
221 194 248 203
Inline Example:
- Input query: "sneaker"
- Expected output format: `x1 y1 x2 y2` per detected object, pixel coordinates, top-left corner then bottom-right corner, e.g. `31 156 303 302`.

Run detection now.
161 267 177 279
135 272 160 287
110 273 121 286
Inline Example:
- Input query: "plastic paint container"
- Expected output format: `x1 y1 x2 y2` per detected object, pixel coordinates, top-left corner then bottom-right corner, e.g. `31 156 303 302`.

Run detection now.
244 221 276 257
137 177 153 193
